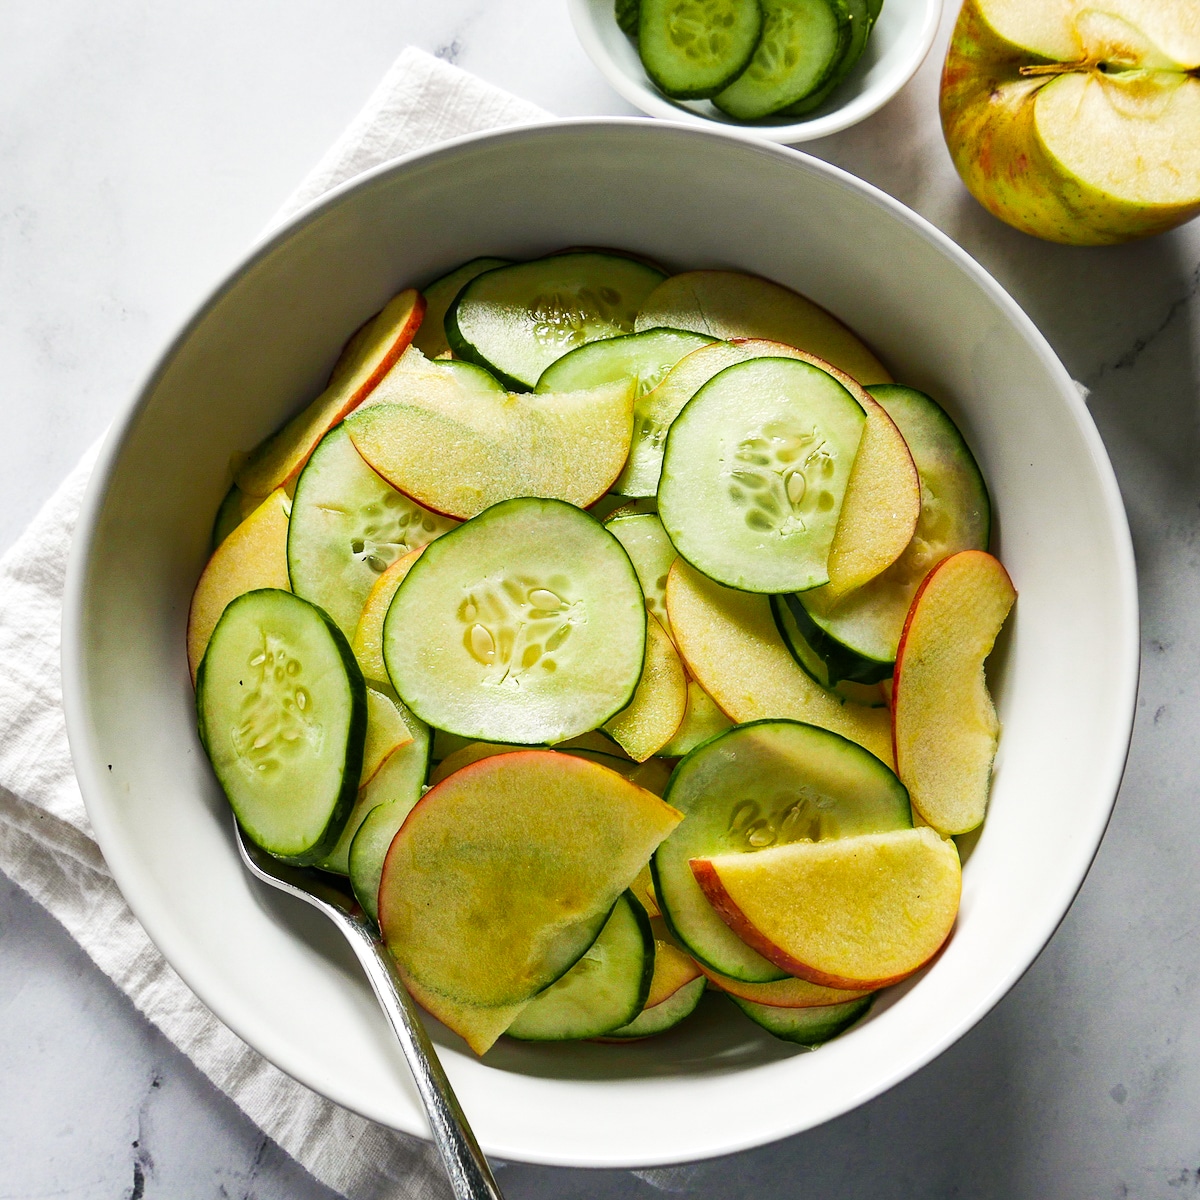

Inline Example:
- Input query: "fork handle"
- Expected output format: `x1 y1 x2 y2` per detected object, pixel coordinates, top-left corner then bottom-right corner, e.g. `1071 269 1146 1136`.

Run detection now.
344 923 506 1200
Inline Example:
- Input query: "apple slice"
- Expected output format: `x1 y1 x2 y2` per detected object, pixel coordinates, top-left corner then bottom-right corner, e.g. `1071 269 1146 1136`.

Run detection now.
359 686 415 787
350 546 423 685
892 549 1016 834
186 488 291 681
604 614 688 762
656 680 733 759
378 750 682 1054
691 827 962 989
634 270 891 386
235 289 424 497
345 353 635 519
665 559 893 765
696 962 871 1008
824 386 921 598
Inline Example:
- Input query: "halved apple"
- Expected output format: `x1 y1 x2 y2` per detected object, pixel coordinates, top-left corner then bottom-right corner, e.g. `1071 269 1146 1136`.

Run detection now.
350 545 423 685
690 827 961 989
236 289 424 497
378 749 682 1054
665 559 894 766
696 962 871 1008
634 270 891 386
604 614 688 762
892 549 1016 834
186 488 291 681
346 351 635 519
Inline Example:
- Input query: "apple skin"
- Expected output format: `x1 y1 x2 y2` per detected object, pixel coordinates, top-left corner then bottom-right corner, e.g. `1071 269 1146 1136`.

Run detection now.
940 0 1200 246
689 856 930 991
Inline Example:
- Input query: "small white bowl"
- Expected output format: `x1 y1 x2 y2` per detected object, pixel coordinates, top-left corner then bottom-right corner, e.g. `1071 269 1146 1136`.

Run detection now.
569 0 943 142
64 119 1136 1169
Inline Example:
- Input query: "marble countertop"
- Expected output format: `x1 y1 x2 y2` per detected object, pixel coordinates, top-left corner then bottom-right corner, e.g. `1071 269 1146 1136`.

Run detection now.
3 2 1199 1197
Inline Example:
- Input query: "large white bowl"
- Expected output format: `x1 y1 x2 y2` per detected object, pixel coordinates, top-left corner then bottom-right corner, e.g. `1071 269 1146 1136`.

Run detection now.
63 120 1137 1169
569 0 942 143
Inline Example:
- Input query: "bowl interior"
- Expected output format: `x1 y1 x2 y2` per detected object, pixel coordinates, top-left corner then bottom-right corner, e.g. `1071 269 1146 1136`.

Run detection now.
64 121 1137 1168
568 0 943 142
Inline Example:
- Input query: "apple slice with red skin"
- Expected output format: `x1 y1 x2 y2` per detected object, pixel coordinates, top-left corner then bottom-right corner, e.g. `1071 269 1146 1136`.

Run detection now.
690 827 961 990
378 749 682 1055
235 289 425 497
604 614 688 762
892 549 1016 835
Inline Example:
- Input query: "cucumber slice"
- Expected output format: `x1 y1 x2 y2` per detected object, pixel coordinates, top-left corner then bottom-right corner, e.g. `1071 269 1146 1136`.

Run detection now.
638 0 765 99
535 327 712 395
714 0 850 120
658 357 865 593
781 0 872 116
653 719 911 981
604 974 707 1039
196 589 366 864
771 594 891 687
413 256 511 359
288 424 456 637
346 724 432 923
317 687 428 878
616 0 641 38
795 385 991 669
604 512 676 634
446 253 666 390
506 892 654 1040
728 993 873 1045
383 497 647 744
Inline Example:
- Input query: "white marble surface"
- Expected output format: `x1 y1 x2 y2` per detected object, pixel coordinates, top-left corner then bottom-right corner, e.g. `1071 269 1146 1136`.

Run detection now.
2 1 1199 1197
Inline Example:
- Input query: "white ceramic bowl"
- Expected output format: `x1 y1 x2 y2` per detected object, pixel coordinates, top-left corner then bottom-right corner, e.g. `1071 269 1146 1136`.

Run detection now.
569 0 942 143
63 120 1137 1169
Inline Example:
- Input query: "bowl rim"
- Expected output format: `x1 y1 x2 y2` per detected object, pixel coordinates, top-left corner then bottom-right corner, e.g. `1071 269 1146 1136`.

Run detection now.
567 0 945 144
61 116 1139 1167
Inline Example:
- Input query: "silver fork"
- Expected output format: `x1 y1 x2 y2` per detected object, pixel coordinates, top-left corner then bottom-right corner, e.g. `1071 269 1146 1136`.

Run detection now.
232 818 505 1200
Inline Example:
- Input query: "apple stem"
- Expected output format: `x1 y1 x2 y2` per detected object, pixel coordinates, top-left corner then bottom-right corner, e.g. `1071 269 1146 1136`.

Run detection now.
1018 59 1098 78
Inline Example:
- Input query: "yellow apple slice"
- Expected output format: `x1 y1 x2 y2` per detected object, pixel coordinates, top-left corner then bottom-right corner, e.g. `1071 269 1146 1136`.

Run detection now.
634 271 891 386
892 549 1017 835
378 750 682 1054
359 686 414 787
633 863 661 917
235 289 425 497
690 827 962 989
657 680 734 758
186 488 291 681
645 940 703 1008
695 961 871 1008
350 546 423 685
604 615 688 762
665 559 893 765
345 357 635 519
824 389 922 599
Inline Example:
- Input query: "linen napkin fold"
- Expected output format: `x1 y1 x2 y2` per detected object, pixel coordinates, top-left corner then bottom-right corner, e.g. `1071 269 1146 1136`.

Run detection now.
0 47 549 1200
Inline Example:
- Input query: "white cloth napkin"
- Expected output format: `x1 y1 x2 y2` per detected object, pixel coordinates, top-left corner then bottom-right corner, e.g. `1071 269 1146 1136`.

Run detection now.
0 47 549 1200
